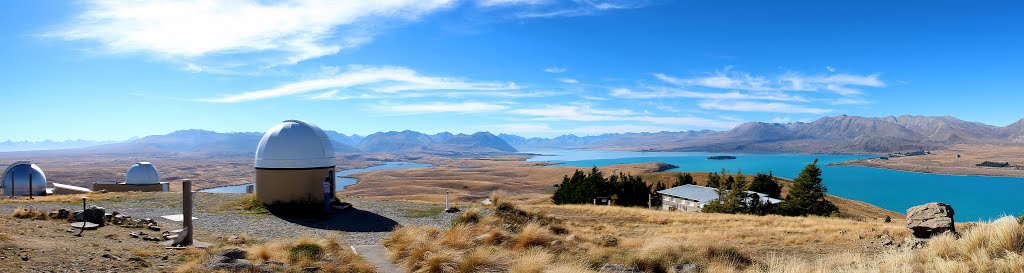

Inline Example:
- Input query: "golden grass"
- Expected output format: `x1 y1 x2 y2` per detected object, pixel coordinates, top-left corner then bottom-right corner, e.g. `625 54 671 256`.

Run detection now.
385 197 771 272
11 207 49 220
386 192 1024 272
0 191 156 204
346 158 671 203
175 235 376 273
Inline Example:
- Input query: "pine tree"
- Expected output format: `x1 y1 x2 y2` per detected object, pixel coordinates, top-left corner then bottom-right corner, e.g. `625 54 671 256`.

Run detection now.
779 159 838 216
749 173 782 198
723 175 735 189
651 182 666 207
673 173 694 187
706 172 721 188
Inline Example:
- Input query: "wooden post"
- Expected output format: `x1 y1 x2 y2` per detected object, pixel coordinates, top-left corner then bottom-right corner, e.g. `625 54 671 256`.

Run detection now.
181 179 194 246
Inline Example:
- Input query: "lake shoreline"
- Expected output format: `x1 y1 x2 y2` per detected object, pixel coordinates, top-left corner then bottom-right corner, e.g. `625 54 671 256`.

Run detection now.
831 158 1024 178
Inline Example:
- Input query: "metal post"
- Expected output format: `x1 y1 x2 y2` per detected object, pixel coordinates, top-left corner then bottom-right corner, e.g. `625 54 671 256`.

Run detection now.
445 191 450 211
181 179 194 246
77 197 87 236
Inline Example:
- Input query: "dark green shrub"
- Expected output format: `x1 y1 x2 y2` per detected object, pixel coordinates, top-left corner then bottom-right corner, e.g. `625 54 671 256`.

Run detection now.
288 243 323 262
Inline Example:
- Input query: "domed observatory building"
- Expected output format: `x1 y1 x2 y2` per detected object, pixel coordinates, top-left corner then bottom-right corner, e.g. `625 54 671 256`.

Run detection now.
92 162 169 192
255 120 336 206
2 161 47 197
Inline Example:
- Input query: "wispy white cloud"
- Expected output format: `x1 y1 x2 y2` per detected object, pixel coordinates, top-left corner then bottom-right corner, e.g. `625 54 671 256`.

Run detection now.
49 0 454 70
477 0 550 7
308 90 354 101
544 67 567 73
610 87 807 102
370 101 509 114
486 123 556 134
779 72 885 96
655 68 885 96
829 97 873 105
515 0 648 18
508 104 739 128
204 65 518 103
559 78 579 84
698 100 832 114
485 123 702 136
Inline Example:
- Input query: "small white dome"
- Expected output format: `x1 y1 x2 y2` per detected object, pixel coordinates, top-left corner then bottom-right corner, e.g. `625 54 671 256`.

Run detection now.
125 162 160 185
255 120 335 169
2 161 47 196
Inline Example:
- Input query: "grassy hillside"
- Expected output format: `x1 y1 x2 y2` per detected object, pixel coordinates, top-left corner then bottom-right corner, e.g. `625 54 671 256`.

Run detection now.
384 193 1022 272
640 172 903 221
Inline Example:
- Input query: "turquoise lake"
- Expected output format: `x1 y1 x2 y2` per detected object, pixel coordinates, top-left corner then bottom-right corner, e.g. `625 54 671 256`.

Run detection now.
527 150 1024 222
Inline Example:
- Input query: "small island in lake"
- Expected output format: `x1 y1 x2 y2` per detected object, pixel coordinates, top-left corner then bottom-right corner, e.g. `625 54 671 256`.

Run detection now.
707 155 737 160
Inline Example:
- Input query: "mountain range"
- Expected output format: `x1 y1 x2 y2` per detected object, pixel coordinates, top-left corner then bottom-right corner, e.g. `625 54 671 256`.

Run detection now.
4 115 1024 156
0 129 516 156
499 115 1024 153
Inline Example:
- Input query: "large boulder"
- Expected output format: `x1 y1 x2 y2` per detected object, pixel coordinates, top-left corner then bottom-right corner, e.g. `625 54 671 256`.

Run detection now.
73 206 107 226
906 202 955 238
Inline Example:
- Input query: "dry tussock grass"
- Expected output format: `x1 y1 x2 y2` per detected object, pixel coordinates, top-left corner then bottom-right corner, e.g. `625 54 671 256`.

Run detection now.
11 207 49 220
384 196 763 273
1 191 162 204
176 235 375 273
543 204 907 251
382 192 1024 272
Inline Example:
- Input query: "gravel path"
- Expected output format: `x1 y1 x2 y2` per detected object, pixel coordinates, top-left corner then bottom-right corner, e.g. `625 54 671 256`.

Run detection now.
0 193 457 246
352 245 402 273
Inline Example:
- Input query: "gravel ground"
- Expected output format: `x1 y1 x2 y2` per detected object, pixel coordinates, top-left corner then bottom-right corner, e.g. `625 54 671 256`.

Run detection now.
0 192 458 246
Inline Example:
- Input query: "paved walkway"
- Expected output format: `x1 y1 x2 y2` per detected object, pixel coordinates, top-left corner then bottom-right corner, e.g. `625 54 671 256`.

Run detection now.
351 245 401 273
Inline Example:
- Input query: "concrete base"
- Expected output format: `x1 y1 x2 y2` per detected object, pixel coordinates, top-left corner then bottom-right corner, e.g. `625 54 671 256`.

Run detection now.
255 167 333 205
92 182 169 192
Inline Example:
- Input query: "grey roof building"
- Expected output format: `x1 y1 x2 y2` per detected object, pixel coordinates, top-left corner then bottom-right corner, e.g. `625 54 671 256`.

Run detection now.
657 184 782 212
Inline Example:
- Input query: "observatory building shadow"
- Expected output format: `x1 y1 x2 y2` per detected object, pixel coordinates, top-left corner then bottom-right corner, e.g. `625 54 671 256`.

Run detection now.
273 208 400 232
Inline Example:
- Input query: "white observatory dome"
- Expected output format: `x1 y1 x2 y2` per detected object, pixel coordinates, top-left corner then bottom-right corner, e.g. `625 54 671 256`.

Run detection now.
255 120 335 169
2 161 47 196
125 162 160 185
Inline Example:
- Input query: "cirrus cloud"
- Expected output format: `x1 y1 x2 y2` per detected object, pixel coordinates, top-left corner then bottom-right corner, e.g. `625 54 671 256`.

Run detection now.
203 65 518 103
48 0 455 70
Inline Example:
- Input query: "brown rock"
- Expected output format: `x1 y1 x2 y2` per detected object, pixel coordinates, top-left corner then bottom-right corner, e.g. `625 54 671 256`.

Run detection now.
906 202 956 238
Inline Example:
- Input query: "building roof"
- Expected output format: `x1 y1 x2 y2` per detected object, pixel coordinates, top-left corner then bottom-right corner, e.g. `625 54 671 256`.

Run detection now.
125 162 160 185
2 161 47 196
255 120 335 169
658 184 719 203
658 184 783 204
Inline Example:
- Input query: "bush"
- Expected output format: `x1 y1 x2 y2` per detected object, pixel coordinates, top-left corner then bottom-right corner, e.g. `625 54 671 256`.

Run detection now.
452 208 482 226
235 195 270 215
288 243 324 262
11 207 48 220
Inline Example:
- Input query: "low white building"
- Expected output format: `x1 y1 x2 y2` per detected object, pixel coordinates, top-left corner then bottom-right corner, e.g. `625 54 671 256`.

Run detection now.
657 184 782 212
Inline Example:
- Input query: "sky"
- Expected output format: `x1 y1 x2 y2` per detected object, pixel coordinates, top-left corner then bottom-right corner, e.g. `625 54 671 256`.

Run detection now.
1 0 1022 141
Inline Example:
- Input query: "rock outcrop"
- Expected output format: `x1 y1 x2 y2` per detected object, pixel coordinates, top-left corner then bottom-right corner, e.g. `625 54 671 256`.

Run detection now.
906 202 956 238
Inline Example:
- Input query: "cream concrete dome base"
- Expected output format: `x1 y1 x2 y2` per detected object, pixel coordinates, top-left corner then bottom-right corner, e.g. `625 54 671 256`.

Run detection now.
125 162 160 185
254 120 336 206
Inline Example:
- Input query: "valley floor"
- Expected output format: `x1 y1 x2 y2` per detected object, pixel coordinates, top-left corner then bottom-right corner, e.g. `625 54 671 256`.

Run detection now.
833 144 1024 177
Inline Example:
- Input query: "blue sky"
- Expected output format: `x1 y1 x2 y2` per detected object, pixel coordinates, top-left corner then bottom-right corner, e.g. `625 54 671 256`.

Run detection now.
1 0 1022 141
